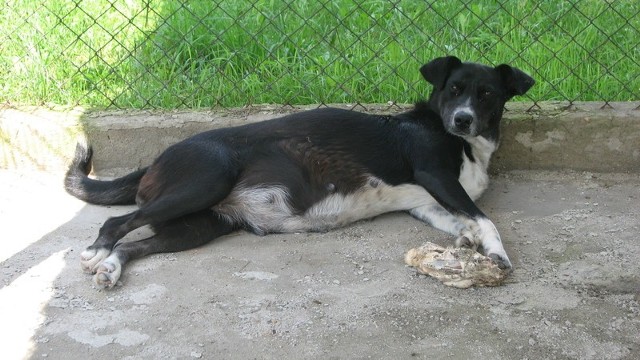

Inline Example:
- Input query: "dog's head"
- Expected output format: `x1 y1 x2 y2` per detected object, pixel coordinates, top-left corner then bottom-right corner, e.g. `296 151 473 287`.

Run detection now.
421 56 534 140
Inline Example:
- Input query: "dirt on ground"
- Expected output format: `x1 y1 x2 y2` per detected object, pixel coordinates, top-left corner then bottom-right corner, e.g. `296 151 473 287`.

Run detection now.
0 169 638 359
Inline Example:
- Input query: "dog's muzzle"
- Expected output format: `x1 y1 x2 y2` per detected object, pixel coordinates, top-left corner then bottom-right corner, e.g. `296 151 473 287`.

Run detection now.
454 112 473 133
448 109 477 136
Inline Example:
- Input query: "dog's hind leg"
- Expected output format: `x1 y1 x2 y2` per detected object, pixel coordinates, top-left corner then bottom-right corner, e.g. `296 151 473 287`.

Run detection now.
80 141 238 279
80 212 138 273
80 189 231 275
93 210 234 288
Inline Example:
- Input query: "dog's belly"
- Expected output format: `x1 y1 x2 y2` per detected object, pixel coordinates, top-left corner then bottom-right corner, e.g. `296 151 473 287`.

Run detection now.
214 177 435 234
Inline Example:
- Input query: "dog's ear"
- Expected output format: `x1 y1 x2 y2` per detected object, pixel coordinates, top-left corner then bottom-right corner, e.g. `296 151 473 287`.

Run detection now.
495 64 535 99
420 56 463 89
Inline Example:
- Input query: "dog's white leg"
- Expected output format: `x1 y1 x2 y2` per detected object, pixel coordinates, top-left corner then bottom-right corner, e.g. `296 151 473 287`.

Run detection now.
474 217 511 269
80 248 111 274
410 205 511 269
93 253 123 289
410 204 476 248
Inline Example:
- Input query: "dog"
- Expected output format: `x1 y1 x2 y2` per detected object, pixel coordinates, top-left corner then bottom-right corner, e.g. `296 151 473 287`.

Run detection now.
65 56 534 288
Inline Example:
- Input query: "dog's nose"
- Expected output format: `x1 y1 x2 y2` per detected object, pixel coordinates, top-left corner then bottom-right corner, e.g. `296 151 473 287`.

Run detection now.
454 113 473 130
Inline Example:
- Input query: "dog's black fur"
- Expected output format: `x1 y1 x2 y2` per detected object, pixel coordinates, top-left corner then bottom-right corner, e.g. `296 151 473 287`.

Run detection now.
65 56 534 288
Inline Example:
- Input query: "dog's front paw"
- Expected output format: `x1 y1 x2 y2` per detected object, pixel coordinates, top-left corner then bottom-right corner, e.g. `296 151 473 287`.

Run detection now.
80 248 110 274
93 256 122 289
487 253 512 271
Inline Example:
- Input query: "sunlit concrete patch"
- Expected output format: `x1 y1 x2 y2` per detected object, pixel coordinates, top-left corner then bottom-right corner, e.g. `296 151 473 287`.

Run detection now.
0 249 69 360
0 170 85 263
233 271 279 281
67 328 149 347
0 106 84 171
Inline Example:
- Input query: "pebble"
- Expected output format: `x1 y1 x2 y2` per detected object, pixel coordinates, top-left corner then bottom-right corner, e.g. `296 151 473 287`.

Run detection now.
190 351 203 358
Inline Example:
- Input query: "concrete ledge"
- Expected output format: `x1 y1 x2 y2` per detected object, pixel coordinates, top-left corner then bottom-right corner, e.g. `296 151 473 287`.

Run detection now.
1 102 639 175
496 102 640 173
0 107 84 173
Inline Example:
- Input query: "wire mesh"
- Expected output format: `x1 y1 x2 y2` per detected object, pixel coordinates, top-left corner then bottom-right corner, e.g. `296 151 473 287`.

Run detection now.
1 0 638 109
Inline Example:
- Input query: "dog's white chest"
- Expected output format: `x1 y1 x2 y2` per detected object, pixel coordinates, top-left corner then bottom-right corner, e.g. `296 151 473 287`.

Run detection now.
459 136 496 200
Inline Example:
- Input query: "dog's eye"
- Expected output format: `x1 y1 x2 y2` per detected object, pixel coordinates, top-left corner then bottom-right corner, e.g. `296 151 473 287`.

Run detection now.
479 90 493 102
451 85 461 96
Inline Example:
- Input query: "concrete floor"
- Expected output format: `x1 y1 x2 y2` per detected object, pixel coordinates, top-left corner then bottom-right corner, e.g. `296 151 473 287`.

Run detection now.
0 169 638 359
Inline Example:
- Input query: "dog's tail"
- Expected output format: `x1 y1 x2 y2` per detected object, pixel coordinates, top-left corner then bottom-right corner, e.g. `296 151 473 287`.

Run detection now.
64 143 147 205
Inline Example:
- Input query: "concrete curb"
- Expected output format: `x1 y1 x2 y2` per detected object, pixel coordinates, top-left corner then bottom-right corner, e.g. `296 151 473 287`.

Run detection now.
0 107 84 173
496 102 639 173
1 102 639 175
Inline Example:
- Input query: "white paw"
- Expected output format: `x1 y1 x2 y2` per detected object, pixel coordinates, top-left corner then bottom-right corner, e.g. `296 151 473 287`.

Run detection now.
474 218 513 270
80 248 111 274
93 254 122 289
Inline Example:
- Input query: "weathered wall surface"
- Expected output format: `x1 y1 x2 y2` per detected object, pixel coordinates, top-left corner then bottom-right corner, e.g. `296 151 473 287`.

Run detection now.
495 102 639 173
1 102 638 174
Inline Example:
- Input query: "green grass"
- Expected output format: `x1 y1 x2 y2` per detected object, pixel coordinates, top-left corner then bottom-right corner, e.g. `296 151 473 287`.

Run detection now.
1 0 638 109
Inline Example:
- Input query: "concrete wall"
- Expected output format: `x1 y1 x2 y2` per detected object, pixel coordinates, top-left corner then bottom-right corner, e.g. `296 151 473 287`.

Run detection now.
1 102 638 175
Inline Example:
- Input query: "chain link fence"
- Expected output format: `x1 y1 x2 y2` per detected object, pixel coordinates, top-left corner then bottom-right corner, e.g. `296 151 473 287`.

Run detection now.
1 0 639 110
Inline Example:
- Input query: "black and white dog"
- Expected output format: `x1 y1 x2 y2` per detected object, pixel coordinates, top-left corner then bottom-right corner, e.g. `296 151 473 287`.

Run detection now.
65 56 534 288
